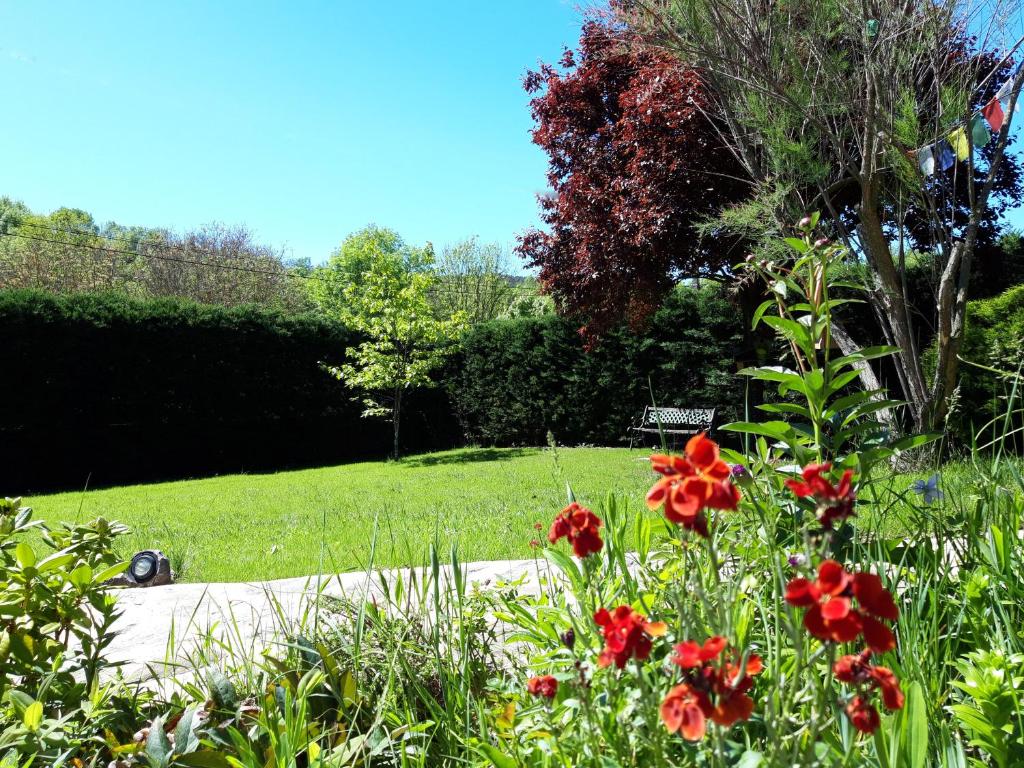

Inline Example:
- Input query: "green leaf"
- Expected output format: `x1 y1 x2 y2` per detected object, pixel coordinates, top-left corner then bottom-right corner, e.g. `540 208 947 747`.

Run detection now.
475 742 518 768
903 681 928 768
784 237 809 253
175 753 231 768
93 561 130 583
146 716 172 767
174 705 201 755
69 564 93 590
751 299 775 329
721 421 800 444
14 542 35 569
891 433 941 453
204 669 238 711
340 669 358 706
22 701 42 731
35 549 74 574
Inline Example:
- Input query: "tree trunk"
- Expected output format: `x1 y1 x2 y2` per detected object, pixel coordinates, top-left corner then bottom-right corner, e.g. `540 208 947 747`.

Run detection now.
857 181 930 432
392 386 403 460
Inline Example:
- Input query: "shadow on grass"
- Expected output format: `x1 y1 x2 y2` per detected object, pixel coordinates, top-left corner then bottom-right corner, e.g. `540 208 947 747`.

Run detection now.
398 447 542 468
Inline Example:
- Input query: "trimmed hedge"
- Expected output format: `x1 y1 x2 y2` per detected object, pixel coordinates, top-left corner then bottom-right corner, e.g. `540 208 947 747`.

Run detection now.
1 290 457 491
449 287 749 446
943 284 1024 447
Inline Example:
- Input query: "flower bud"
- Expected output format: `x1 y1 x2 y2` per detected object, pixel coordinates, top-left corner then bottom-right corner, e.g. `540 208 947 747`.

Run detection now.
561 628 576 650
797 216 813 229
814 238 830 248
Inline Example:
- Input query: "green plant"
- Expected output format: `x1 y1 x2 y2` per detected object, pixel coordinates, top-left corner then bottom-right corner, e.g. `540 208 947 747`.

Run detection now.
950 650 1024 768
0 497 133 763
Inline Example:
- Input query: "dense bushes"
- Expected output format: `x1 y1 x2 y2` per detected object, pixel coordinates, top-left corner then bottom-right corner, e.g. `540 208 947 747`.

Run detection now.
2 286 750 491
450 287 749 446
944 283 1024 447
0 290 457 491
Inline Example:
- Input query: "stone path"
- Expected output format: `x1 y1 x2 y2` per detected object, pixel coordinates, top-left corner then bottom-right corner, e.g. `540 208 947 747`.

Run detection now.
105 559 550 682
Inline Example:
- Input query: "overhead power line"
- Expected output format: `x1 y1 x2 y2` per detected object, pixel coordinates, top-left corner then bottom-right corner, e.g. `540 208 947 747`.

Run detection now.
0 226 542 296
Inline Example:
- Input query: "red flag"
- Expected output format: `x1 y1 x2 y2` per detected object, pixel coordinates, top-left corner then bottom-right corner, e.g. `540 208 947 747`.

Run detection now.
983 98 1004 132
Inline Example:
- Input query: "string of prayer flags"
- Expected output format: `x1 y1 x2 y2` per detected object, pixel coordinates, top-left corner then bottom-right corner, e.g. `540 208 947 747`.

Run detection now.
948 127 970 161
970 115 991 148
982 98 1005 132
914 65 1019 179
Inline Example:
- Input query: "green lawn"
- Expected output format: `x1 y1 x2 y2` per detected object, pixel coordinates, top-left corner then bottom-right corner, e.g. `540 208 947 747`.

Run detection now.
26 447 652 583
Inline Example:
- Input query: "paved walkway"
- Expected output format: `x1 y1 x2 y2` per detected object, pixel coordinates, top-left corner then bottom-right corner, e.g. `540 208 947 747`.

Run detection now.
105 559 550 682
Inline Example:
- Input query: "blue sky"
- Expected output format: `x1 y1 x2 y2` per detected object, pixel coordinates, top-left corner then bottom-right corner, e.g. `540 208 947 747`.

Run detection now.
3 2 1022 269
0 1 588 266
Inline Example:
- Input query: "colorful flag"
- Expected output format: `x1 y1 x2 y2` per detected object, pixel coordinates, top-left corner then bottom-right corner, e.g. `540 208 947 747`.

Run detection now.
997 76 1021 113
982 97 1005 131
936 139 956 171
948 127 970 160
970 115 990 148
918 145 935 175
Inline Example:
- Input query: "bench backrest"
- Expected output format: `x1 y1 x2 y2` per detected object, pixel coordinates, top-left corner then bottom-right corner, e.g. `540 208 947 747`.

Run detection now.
643 406 716 429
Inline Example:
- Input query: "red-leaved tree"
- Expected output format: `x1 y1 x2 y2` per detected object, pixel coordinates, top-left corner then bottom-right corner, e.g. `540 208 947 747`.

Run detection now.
517 18 749 338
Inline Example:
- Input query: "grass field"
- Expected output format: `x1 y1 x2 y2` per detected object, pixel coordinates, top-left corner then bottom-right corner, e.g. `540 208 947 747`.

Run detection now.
26 447 653 582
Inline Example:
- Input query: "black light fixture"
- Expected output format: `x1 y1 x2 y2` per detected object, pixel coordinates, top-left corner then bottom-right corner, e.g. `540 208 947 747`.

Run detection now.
129 551 160 584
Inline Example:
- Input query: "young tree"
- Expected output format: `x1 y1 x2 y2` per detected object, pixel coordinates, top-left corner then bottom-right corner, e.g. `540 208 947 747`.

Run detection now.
628 0 1024 433
517 18 750 337
323 231 465 458
308 225 431 320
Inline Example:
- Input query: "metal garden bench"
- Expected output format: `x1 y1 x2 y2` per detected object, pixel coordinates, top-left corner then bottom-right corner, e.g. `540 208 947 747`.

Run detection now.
629 406 717 449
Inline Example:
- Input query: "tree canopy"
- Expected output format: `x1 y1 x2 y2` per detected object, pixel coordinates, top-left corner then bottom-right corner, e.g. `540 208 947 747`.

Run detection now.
517 18 750 338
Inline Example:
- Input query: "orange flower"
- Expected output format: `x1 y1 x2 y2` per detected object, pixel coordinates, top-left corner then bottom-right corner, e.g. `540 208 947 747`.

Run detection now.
526 674 558 699
646 433 740 536
662 636 762 739
785 560 899 652
548 502 603 558
661 683 712 741
593 605 667 668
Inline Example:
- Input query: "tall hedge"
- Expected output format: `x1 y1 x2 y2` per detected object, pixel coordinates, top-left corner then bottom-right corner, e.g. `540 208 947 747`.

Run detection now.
941 283 1024 447
449 287 748 446
0 290 457 492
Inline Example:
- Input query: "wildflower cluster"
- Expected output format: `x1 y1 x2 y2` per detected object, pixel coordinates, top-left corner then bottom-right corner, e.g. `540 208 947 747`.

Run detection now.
645 433 740 536
661 636 762 741
530 422 905 744
785 462 856 528
548 501 604 557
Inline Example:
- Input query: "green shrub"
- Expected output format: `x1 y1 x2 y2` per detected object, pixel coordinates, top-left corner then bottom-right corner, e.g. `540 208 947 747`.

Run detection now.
450 286 749 446
937 284 1024 447
0 498 143 762
0 290 458 491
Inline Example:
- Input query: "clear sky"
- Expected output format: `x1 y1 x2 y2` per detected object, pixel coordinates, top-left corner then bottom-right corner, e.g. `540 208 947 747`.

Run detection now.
0 1 588 266
2 1 1022 269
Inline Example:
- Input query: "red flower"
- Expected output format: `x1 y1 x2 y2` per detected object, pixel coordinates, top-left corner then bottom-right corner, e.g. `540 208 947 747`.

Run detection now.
785 463 856 528
671 636 727 668
646 434 741 536
846 695 881 734
593 605 667 668
662 637 762 739
833 649 905 718
526 674 558 699
785 561 899 652
548 502 604 558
